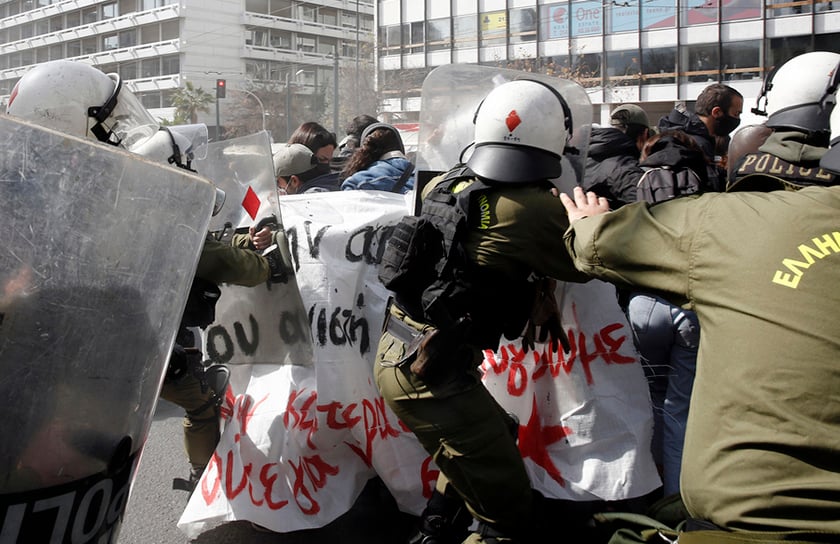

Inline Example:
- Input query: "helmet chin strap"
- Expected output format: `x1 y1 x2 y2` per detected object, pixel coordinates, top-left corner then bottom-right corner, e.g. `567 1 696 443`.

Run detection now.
88 74 123 146
159 127 196 172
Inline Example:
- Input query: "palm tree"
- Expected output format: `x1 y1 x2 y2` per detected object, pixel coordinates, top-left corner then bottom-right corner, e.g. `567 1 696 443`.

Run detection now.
170 81 214 124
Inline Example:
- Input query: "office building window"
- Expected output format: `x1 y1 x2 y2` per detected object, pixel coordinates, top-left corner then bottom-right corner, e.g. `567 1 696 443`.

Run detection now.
642 47 677 85
140 92 161 109
815 32 840 50
245 0 269 15
102 2 118 19
766 0 811 17
540 2 570 40
49 44 62 60
643 0 676 28
766 35 811 68
722 0 760 20
379 25 402 56
141 58 160 77
36 19 49 36
119 0 136 16
479 10 506 46
681 44 719 83
161 54 179 75
721 40 760 80
49 15 63 32
82 37 97 54
83 7 98 24
607 49 641 86
682 0 718 26
403 21 424 53
270 29 291 49
611 2 639 33
67 40 81 57
426 18 451 51
103 34 119 50
119 29 137 47
66 10 80 28
119 61 138 80
572 51 602 86
453 15 477 49
161 19 178 40
510 7 537 43
571 1 604 37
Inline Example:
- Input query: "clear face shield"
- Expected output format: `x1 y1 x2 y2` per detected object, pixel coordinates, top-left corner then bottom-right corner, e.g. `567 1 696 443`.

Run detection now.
87 73 159 149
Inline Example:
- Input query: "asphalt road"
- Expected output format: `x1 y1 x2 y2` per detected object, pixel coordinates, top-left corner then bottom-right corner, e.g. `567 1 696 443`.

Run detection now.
118 400 417 544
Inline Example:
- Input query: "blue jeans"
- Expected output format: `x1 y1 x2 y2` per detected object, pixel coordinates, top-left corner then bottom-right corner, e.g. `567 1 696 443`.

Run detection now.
625 292 699 496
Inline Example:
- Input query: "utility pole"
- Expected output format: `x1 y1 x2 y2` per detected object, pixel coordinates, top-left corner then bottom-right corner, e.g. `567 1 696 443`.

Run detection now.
333 45 339 136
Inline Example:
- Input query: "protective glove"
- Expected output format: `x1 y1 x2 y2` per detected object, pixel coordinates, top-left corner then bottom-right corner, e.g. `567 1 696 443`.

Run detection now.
522 277 570 354
262 229 294 284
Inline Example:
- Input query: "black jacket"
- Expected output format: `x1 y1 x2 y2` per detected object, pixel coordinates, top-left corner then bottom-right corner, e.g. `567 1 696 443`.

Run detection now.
582 127 644 209
658 109 725 191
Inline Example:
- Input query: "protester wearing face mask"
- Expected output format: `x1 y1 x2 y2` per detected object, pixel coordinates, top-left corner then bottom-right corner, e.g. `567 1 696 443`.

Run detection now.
658 84 744 191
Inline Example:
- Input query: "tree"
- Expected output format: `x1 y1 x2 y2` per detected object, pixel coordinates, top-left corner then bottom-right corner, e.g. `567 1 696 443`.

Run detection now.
170 81 214 125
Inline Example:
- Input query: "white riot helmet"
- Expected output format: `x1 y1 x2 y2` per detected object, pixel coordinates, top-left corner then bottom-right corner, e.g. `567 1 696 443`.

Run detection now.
467 79 573 182
751 51 840 136
6 60 158 148
819 63 840 175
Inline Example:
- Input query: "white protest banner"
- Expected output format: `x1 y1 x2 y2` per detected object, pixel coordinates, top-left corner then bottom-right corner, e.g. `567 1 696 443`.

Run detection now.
178 190 659 537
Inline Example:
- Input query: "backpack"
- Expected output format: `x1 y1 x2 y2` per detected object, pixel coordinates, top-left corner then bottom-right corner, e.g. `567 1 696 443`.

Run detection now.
378 166 488 329
635 166 703 204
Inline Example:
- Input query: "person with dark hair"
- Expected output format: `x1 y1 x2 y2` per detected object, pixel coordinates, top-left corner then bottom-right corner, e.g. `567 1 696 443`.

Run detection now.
333 114 379 173
658 83 743 190
288 121 338 165
271 142 339 194
582 103 652 208
340 123 415 193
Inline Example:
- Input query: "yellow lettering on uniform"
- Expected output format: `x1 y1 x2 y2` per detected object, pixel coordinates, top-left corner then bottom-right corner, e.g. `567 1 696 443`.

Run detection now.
739 154 757 172
478 194 491 230
782 257 811 276
799 167 812 177
816 169 833 181
769 157 784 175
798 243 827 262
773 270 801 289
812 233 840 255
755 154 771 172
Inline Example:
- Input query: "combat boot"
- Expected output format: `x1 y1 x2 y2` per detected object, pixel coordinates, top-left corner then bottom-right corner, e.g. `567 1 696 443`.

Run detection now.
407 489 472 544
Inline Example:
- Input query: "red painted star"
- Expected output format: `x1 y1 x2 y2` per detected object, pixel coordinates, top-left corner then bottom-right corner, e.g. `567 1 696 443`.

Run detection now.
518 395 572 487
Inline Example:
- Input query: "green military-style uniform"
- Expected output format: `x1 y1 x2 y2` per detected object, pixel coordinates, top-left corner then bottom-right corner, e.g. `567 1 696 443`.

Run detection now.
375 176 587 540
564 188 840 536
161 236 269 476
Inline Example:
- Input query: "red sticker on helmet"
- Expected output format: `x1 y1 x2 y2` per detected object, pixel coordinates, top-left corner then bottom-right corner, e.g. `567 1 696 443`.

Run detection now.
506 110 521 133
7 82 19 108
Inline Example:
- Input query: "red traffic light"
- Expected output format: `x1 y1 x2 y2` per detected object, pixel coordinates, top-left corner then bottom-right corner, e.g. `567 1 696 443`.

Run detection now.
216 79 226 98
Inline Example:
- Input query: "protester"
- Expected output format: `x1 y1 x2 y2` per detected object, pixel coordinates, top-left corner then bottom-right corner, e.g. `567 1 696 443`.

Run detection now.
582 103 651 207
374 79 591 544
271 142 336 195
340 122 415 193
559 58 840 541
287 122 341 191
658 83 743 190
333 114 378 175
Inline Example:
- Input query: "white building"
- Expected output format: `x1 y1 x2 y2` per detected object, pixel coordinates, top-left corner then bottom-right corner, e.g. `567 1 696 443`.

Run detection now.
0 0 375 139
376 0 840 126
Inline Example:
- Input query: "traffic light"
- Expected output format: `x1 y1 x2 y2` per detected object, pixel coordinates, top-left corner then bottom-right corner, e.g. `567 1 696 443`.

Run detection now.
216 79 226 99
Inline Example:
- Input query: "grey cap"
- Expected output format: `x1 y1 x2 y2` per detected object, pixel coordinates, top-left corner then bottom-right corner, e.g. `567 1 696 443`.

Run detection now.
272 143 316 177
610 104 651 130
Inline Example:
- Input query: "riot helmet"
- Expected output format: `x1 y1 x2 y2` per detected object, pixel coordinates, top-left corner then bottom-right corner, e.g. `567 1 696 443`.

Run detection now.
819 65 840 175
6 60 158 148
751 51 840 136
467 79 572 183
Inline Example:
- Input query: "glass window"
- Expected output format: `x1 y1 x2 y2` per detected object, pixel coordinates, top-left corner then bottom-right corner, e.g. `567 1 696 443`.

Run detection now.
384 25 402 54
572 51 602 86
318 37 336 55
681 44 720 83
49 44 62 60
510 7 537 43
21 23 34 39
766 0 811 17
119 29 137 47
320 7 337 26
721 40 760 81
540 3 570 41
766 35 811 69
815 32 840 51
643 0 676 28
571 1 604 37
66 10 80 28
270 0 292 17
161 19 179 40
83 7 98 25
140 92 160 109
607 49 640 86
102 2 118 18
161 89 176 109
642 46 677 85
141 24 159 44
245 0 269 14
36 19 49 36
426 18 451 51
119 61 138 80
118 0 136 16
49 15 63 32
723 0 760 20
479 10 506 46
35 47 50 63
161 54 179 75
141 58 160 77
20 50 34 66
402 21 424 53
611 2 639 33
82 37 98 54
269 29 290 48
67 40 81 57
297 36 315 52
103 34 119 50
453 15 477 49
682 0 718 25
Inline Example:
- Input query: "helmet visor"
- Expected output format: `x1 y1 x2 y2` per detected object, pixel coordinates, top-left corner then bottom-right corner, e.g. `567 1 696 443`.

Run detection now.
90 75 159 148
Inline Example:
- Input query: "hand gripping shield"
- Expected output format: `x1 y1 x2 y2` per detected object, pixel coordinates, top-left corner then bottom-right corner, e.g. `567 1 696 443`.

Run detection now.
0 116 216 542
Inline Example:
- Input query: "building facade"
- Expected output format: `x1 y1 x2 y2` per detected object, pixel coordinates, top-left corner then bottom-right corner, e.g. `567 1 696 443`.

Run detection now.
0 0 375 138
376 0 840 125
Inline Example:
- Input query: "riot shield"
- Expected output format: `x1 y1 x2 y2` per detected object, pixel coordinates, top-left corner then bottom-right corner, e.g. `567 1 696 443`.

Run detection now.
415 64 592 193
193 131 277 233
0 117 216 542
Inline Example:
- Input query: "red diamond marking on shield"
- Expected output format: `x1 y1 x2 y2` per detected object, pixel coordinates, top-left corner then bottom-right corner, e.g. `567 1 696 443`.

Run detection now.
242 186 261 220
506 110 522 133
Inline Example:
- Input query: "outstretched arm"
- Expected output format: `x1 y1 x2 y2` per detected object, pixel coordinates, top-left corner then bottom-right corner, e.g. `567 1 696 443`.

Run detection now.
559 186 610 223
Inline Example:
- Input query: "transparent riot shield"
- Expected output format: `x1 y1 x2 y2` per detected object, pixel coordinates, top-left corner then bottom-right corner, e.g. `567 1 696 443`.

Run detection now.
415 64 592 194
0 116 216 542
193 131 277 233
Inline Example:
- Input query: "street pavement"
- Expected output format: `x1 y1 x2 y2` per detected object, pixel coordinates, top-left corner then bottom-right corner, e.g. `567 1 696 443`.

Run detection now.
119 399 417 544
